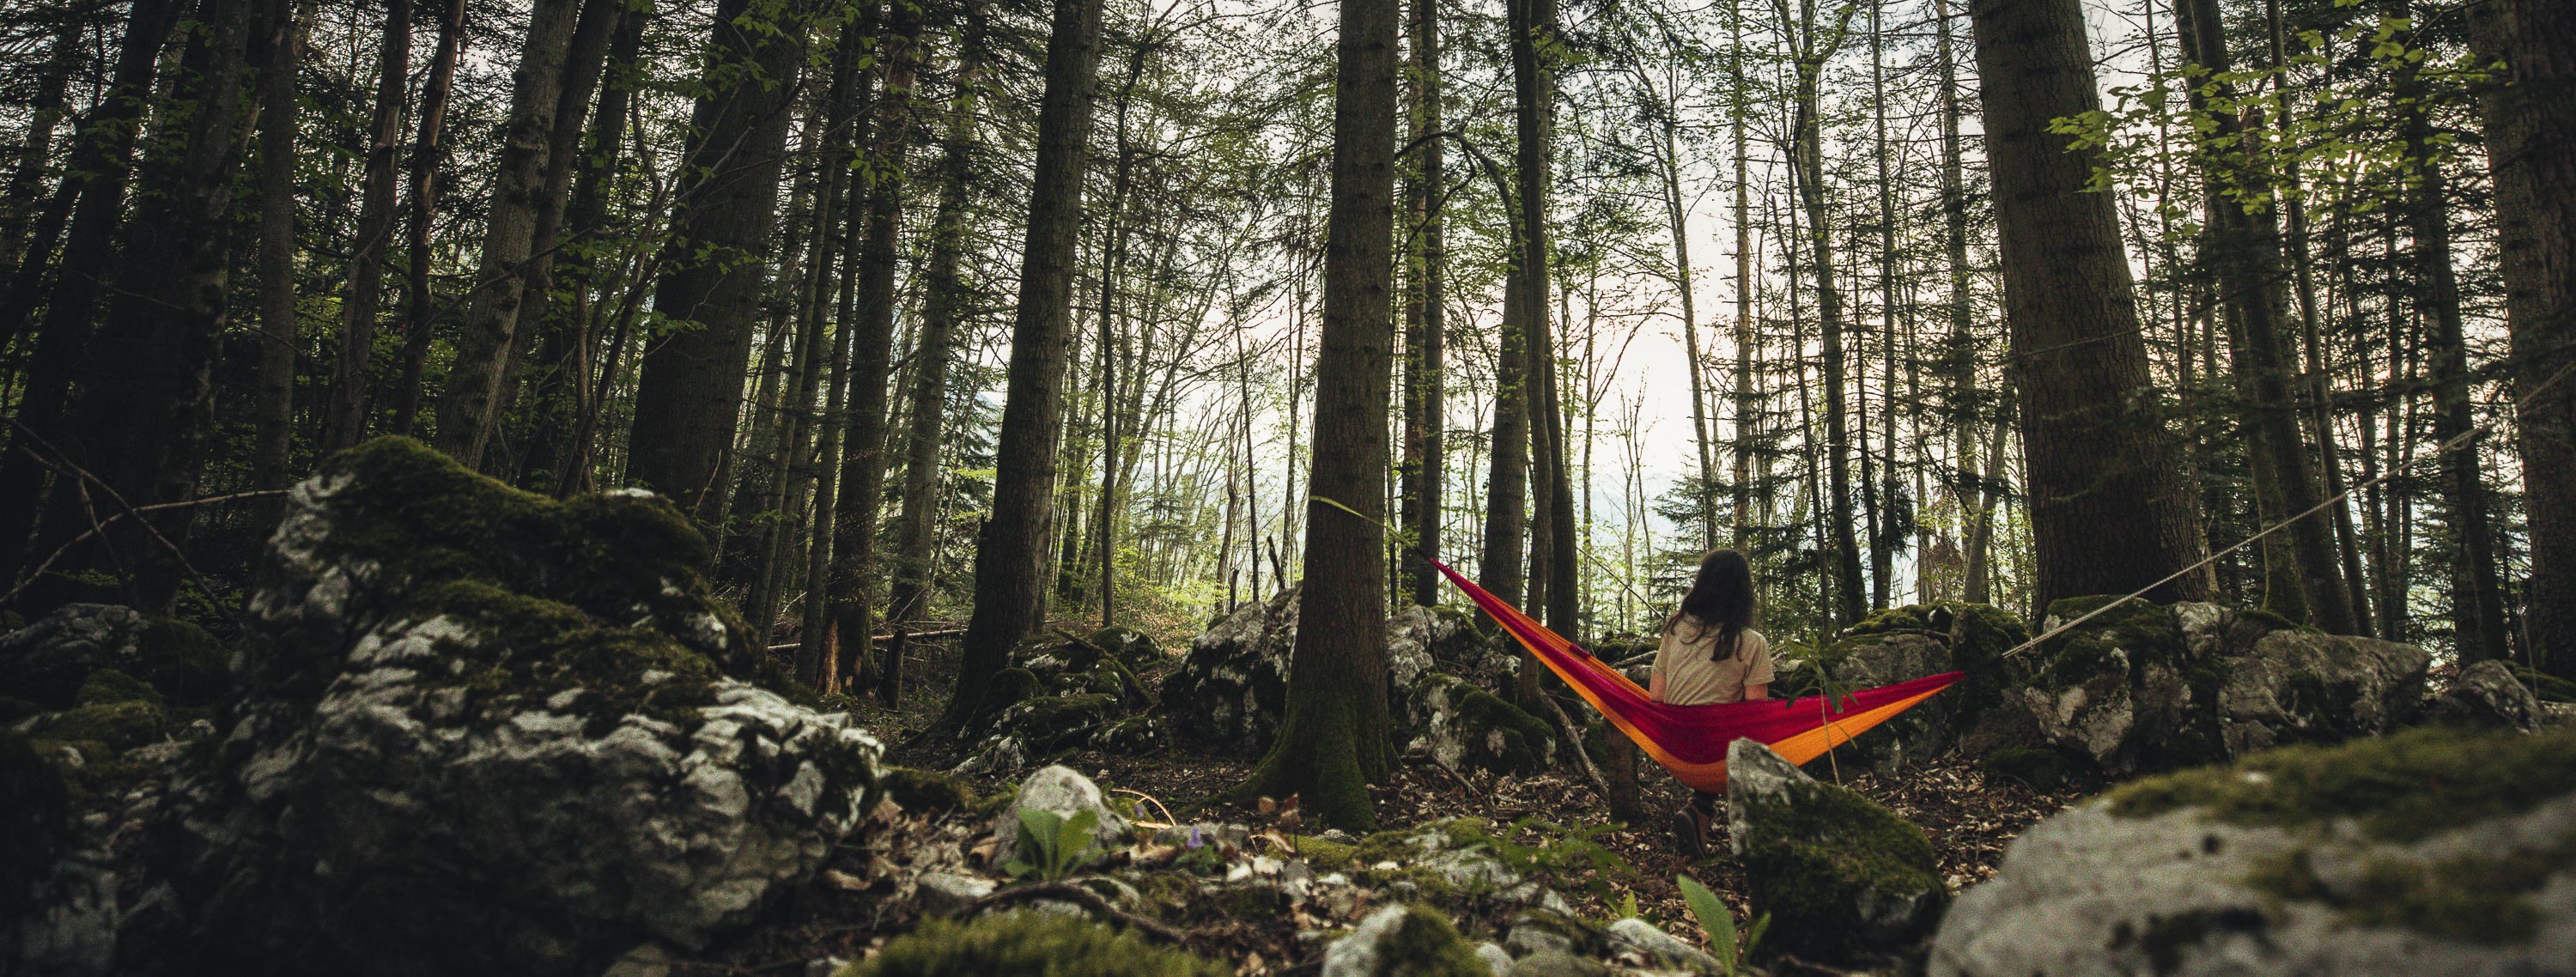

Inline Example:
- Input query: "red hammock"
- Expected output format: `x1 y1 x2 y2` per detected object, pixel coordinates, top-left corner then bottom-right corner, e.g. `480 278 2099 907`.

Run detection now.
1428 557 1959 793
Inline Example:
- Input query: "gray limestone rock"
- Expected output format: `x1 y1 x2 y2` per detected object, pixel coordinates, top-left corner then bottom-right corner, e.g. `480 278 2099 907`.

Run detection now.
993 765 1131 868
1930 727 2576 977
2421 659 2541 731
1602 917 1720 973
1727 738 1947 962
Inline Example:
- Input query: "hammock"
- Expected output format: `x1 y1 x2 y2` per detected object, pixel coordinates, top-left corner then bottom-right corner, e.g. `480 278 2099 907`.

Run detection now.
1427 557 1959 793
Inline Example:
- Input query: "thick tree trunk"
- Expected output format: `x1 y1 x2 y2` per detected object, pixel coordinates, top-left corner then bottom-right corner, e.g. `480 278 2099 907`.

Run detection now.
941 0 1106 730
1967 0 2209 606
624 0 806 520
1242 0 1398 832
1787 35 1868 628
2470 0 2576 678
323 0 411 452
0 0 178 582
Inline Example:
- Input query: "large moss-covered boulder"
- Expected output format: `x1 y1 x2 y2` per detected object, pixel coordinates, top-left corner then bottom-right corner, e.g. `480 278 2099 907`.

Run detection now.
2014 598 2427 776
1158 589 1300 753
1402 674 1556 774
1728 738 1947 961
1930 726 2576 977
954 632 1158 774
26 439 884 977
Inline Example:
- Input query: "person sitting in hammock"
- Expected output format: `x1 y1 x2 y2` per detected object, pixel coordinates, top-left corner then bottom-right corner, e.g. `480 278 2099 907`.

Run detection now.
1649 548 1772 856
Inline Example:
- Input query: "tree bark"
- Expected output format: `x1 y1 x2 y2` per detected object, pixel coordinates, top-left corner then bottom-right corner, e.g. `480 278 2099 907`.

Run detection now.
1242 0 1399 832
890 8 986 628
941 0 1107 730
2172 0 2355 634
251 0 311 510
1401 0 1445 605
624 0 807 520
2470 0 2576 677
828 0 923 689
322 0 411 453
386 0 465 435
432 0 585 467
0 0 178 582
1967 0 2210 607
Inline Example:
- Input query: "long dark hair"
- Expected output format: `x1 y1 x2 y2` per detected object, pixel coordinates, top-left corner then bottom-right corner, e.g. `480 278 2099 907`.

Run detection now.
1664 549 1754 662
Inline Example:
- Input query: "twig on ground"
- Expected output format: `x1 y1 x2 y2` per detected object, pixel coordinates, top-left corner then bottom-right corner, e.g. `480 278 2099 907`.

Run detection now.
1538 690 1613 797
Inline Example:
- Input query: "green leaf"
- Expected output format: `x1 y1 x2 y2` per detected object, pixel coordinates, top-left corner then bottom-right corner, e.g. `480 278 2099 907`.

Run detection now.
1678 875 1737 976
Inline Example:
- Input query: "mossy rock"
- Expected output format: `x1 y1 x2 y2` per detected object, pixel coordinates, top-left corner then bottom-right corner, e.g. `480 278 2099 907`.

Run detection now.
1086 625 1164 671
1324 904 1491 977
880 767 979 813
839 911 1228 977
2107 725 2576 842
2509 665 2575 704
0 728 70 919
20 698 174 751
76 667 164 707
1730 740 1946 960
0 603 228 710
1404 673 1556 775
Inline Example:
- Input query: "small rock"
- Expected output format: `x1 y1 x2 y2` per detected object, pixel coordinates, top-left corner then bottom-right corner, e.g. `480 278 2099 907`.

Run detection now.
1506 950 1610 977
1473 942 1515 975
800 958 846 977
1603 918 1720 973
598 943 673 977
993 765 1131 867
1321 904 1489 977
2421 659 2539 731
914 871 996 916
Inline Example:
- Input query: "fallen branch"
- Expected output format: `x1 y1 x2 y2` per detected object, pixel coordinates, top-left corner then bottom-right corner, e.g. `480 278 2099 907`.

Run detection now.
958 880 1194 944
1537 690 1613 798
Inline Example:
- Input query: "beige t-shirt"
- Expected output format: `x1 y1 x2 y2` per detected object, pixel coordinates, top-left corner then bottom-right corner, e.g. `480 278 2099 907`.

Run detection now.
1653 619 1774 706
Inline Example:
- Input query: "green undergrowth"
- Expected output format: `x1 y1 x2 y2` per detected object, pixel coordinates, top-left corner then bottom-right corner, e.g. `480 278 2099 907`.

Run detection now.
2106 725 2576 842
837 911 1227 977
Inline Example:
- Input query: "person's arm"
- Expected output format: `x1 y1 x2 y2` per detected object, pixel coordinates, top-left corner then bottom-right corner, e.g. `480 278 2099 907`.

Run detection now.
1741 634 1775 701
1743 683 1768 701
1649 670 1668 703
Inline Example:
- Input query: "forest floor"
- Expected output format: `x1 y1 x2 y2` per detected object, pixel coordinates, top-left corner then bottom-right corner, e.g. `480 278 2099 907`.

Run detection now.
680 634 2087 974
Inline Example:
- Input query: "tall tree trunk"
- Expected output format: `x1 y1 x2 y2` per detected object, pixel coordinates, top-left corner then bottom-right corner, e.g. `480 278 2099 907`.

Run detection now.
1935 0 1988 604
941 0 1106 729
2470 0 2576 678
432 0 585 466
1967 0 2210 606
2173 0 2356 634
0 16 82 290
1783 5 1868 628
322 0 411 452
890 7 986 628
828 1 923 689
1728 0 1754 551
252 0 310 509
386 0 465 435
1242 0 1398 833
1401 0 1445 605
624 0 807 524
46 0 258 609
0 0 178 582
520 0 640 490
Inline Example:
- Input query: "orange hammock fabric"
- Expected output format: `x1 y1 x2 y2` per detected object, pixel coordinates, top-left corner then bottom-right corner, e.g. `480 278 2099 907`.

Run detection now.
1428 558 1959 793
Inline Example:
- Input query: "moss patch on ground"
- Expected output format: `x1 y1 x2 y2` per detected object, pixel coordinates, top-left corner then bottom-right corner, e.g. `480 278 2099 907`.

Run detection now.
878 767 979 813
1363 905 1490 977
2107 725 2576 842
838 911 1227 977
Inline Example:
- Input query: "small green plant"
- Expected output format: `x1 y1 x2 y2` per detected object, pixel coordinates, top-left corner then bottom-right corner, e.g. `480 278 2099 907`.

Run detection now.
1678 874 1767 976
1003 808 1100 881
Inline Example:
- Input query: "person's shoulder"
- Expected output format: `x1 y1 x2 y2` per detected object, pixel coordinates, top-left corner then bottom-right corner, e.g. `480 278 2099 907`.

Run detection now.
1742 628 1771 651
